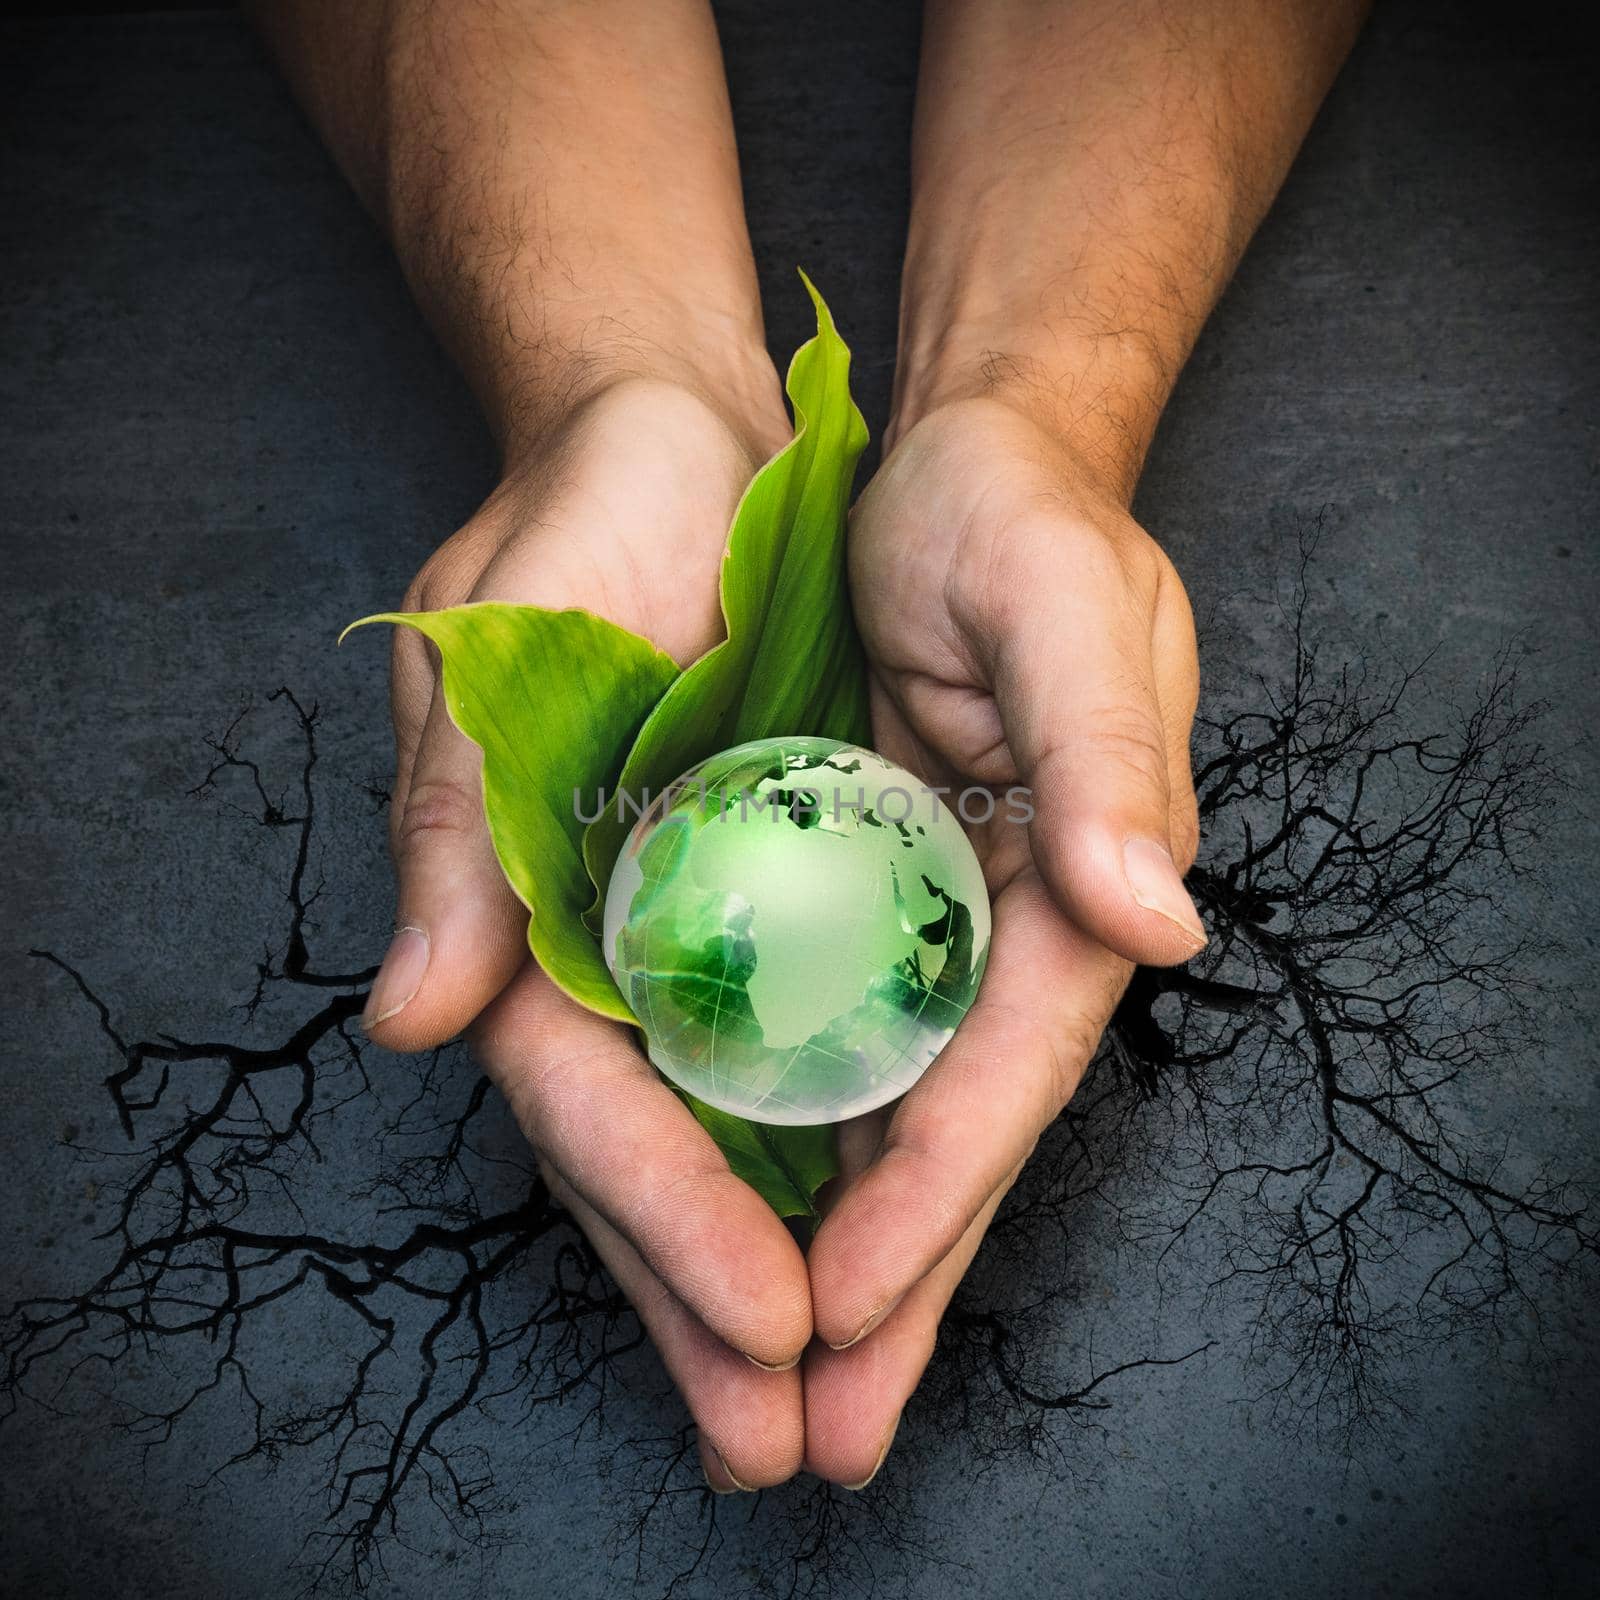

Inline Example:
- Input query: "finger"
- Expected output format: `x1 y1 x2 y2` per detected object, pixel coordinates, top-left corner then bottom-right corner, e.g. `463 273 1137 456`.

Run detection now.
808 874 1128 1349
363 684 529 1049
541 1164 804 1490
473 964 814 1369
990 525 1206 965
386 613 434 823
803 1160 1020 1488
1152 560 1202 873
810 1103 891 1223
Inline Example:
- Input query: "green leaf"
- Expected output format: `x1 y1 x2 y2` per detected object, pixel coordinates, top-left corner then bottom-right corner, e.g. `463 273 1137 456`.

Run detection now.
581 271 872 928
677 1092 840 1222
579 272 871 1222
344 278 869 1221
340 602 677 1020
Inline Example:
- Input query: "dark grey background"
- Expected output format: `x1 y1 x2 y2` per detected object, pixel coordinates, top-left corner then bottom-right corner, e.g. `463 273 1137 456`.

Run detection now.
2 3 1596 1597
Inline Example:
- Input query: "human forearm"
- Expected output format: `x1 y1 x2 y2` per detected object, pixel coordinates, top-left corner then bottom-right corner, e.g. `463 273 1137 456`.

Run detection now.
248 0 784 461
892 0 1368 492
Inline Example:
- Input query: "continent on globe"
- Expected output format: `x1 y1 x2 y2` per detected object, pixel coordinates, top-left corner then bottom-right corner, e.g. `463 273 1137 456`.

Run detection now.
601 736 993 1125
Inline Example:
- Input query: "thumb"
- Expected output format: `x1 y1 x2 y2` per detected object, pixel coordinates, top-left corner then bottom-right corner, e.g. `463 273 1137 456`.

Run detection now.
992 555 1205 967
364 687 529 1048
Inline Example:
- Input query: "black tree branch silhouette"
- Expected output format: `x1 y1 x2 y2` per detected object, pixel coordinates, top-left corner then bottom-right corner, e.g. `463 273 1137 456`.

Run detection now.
6 557 1593 1594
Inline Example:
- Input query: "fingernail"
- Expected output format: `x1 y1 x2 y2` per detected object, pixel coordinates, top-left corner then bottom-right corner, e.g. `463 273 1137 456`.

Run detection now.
362 925 429 1029
827 1293 903 1351
746 1349 803 1372
1122 838 1207 948
843 1414 900 1491
706 1444 754 1494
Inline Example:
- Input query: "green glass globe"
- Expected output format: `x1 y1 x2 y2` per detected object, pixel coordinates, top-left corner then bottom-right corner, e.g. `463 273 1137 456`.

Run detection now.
602 736 992 1125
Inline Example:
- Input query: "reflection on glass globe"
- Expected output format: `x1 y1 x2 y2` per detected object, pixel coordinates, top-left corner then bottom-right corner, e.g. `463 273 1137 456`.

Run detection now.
602 736 992 1125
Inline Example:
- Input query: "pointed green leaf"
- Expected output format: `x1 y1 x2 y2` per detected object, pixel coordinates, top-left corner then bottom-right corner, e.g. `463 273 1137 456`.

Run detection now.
344 278 867 1220
341 603 677 1019
579 273 870 1220
581 272 872 928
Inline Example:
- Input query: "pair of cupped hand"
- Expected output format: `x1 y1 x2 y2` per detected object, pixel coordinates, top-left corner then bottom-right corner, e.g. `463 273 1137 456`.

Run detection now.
362 375 1204 1493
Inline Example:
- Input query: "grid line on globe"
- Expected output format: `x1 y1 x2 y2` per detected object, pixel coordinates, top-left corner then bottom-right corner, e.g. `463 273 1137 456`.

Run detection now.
602 736 993 1125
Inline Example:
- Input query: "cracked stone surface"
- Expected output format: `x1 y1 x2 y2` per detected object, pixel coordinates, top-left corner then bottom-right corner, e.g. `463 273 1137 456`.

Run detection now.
2 3 1596 1597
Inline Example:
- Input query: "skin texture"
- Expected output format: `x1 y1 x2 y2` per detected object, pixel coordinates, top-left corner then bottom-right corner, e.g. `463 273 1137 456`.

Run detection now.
250 0 1368 1492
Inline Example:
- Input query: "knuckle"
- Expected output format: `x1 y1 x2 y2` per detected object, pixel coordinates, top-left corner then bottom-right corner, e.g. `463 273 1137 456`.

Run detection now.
400 572 431 615
493 1053 568 1165
505 1033 631 1171
879 1114 969 1239
888 1096 959 1176
405 561 458 616
1109 526 1163 600
504 1028 577 1115
1048 514 1161 604
396 774 482 854
1079 715 1171 794
1150 537 1193 612
1044 1013 1104 1105
404 528 485 615
1143 533 1181 590
648 1165 728 1262
1169 796 1202 874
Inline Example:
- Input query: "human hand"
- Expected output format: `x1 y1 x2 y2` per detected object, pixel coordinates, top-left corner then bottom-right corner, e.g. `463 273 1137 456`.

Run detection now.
365 377 816 1489
802 396 1203 1486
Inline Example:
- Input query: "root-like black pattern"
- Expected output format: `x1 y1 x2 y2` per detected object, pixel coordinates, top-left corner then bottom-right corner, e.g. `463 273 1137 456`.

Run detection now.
6 547 1593 1595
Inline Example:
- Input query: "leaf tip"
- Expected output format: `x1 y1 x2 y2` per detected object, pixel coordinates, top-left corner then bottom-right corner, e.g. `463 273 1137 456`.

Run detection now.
795 267 836 338
337 613 392 647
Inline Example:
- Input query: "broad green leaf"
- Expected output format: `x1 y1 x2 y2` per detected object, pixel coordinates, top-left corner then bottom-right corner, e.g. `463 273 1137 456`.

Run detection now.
344 278 869 1220
341 603 677 1019
581 271 872 928
677 1092 840 1222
